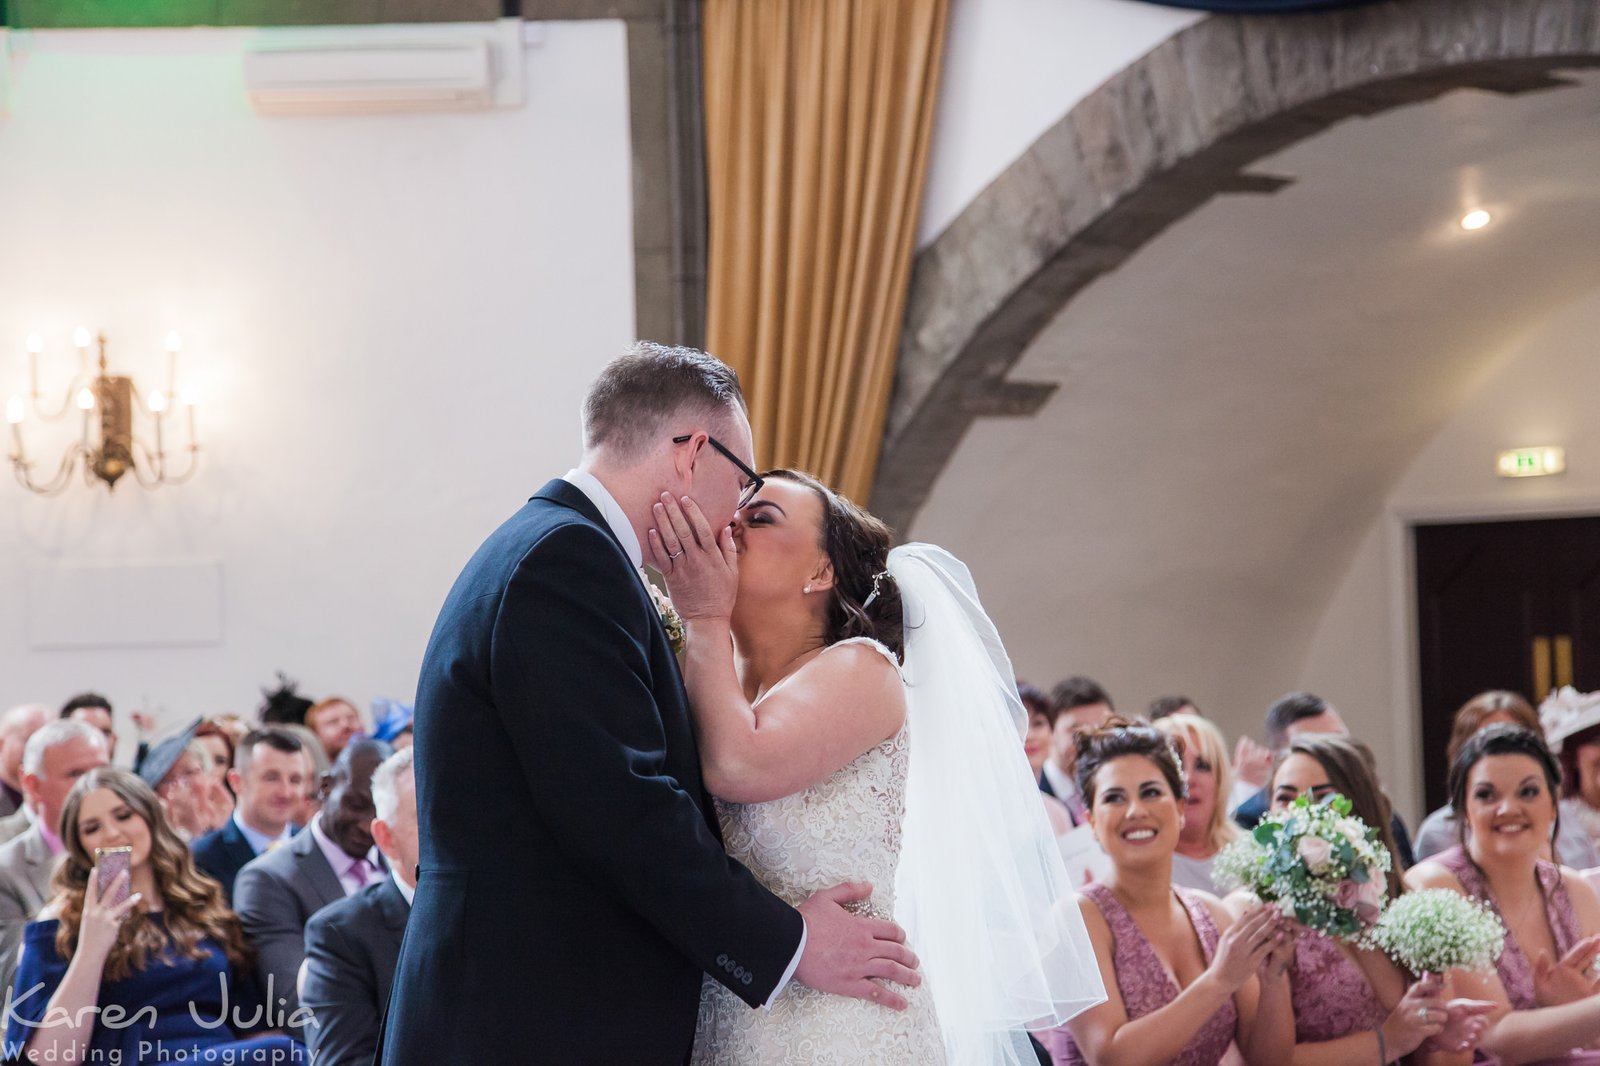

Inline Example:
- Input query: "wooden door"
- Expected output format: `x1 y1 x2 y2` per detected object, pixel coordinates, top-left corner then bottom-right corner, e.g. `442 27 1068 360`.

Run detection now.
1415 516 1600 812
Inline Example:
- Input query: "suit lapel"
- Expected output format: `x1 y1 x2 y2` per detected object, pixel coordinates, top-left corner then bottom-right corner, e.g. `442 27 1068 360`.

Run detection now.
294 827 347 907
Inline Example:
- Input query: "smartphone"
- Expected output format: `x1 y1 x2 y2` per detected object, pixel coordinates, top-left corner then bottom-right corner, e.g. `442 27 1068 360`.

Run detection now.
94 846 132 907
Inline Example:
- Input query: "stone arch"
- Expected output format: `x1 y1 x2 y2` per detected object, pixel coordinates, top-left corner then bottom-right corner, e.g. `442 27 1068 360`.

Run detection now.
873 0 1600 531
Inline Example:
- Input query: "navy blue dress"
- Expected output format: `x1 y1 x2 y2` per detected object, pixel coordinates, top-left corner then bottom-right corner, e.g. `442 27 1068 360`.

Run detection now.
7 915 305 1064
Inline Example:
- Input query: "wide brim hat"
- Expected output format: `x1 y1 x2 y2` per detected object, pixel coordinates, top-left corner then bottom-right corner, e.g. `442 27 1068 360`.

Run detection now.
135 717 202 788
1540 687 1600 752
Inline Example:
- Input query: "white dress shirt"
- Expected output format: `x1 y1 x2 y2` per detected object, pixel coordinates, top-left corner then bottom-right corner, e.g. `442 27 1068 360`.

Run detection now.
561 469 806 1005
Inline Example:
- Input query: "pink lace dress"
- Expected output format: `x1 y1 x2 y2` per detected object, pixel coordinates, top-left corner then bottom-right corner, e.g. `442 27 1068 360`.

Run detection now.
1044 883 1236 1066
1437 846 1600 1064
1288 932 1387 1043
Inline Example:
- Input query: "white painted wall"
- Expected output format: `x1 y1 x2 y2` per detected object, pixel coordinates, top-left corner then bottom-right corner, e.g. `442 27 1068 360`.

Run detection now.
0 22 636 748
917 0 1201 246
1298 287 1600 823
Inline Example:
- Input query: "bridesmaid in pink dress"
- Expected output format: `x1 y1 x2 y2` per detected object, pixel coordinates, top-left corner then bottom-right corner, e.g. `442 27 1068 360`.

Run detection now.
1042 721 1295 1066
1409 725 1600 1065
1247 734 1487 1065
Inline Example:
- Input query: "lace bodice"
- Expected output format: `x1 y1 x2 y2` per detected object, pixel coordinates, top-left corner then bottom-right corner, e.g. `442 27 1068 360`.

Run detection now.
692 638 945 1064
1288 932 1387 1043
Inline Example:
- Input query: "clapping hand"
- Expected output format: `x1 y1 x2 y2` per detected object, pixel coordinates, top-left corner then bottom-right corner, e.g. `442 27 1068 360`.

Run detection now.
1233 736 1274 791
1425 990 1495 1055
78 865 142 964
1212 905 1286 991
1535 934 1600 1006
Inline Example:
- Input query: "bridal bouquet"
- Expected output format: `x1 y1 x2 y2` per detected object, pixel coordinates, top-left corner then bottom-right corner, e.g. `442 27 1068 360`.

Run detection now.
1213 793 1390 941
1368 888 1505 975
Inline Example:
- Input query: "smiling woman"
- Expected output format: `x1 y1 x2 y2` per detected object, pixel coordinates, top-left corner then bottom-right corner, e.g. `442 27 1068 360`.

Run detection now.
1039 720 1295 1066
1407 725 1600 1065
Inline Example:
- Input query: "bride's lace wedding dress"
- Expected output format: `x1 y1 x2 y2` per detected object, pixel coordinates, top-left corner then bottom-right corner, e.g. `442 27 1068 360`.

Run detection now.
691 637 947 1065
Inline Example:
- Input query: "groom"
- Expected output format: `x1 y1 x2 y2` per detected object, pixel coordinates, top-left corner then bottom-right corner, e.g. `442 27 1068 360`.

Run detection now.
377 343 918 1064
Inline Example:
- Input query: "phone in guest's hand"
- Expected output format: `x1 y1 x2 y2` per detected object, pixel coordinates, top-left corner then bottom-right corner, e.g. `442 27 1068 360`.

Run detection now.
94 846 132 907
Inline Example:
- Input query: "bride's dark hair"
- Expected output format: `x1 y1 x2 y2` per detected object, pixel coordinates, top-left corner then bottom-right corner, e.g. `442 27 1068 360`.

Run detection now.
762 469 904 662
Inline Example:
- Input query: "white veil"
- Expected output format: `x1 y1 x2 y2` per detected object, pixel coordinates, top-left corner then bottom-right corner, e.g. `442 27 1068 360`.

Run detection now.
889 543 1106 1065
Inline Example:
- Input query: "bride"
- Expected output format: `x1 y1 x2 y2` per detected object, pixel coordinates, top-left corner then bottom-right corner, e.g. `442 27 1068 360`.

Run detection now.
648 469 1104 1065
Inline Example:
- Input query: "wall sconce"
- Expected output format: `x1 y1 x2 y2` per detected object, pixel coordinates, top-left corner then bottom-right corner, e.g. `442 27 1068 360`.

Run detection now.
6 329 199 495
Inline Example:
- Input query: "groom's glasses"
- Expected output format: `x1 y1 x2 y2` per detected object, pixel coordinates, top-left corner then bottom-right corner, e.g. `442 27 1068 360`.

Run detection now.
672 434 764 510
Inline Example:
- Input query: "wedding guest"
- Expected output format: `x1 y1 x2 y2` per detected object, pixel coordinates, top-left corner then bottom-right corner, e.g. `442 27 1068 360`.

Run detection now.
1413 692 1597 867
6 768 305 1064
1233 694 1416 867
0 704 52 816
1408 724 1600 1064
301 747 415 1066
1021 683 1076 834
1150 695 1202 720
1233 692 1348 829
137 721 230 841
370 700 414 753
1252 734 1481 1064
194 728 305 904
0 720 110 993
1153 713 1240 894
60 692 118 761
1041 720 1296 1066
304 698 365 763
234 738 389 1036
194 719 237 791
1543 688 1600 860
282 724 330 827
1041 676 1115 820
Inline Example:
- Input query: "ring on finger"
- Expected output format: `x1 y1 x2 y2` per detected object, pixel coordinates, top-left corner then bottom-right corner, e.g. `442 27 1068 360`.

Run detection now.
668 550 684 560
1417 1007 1429 1024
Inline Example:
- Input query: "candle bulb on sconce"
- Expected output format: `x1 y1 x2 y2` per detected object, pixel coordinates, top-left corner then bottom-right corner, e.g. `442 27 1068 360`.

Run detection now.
6 329 201 495
5 396 23 463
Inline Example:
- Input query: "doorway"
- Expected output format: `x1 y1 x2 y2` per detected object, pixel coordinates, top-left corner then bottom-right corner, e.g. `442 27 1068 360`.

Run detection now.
1415 515 1600 812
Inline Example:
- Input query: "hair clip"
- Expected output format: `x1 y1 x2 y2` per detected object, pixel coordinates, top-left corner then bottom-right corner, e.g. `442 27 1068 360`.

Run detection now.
861 569 891 610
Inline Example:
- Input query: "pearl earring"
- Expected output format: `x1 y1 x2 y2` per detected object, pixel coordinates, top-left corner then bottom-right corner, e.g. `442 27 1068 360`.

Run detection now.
803 584 812 594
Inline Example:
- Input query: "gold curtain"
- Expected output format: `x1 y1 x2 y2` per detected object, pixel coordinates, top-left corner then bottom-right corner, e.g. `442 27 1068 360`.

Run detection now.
702 0 949 505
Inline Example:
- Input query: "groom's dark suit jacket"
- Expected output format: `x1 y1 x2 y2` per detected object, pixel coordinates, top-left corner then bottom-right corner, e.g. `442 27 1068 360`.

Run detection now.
377 479 804 1065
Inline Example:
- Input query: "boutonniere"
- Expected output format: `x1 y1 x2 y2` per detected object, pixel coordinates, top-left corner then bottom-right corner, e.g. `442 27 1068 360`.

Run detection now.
644 576 685 655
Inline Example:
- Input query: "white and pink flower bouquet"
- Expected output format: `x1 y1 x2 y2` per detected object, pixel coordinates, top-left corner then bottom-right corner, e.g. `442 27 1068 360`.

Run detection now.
1214 793 1391 941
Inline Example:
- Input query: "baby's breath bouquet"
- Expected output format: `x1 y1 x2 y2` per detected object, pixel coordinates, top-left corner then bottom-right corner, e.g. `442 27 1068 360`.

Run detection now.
1368 888 1505 975
1213 793 1390 941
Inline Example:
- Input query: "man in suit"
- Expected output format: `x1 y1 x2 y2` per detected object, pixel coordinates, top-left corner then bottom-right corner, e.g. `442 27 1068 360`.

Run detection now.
378 343 919 1065
1232 691 1416 865
0 705 50 817
1039 676 1115 821
0 718 109 990
234 737 389 1035
193 727 307 902
302 746 415 1066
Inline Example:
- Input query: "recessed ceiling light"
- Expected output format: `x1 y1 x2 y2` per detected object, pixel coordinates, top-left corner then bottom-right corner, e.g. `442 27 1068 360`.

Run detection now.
1460 209 1492 231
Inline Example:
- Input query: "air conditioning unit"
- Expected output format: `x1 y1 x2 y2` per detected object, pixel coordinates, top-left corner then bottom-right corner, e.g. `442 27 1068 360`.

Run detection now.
243 19 525 116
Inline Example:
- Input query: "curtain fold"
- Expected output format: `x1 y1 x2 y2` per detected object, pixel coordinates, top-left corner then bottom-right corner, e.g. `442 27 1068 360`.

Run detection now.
702 0 948 507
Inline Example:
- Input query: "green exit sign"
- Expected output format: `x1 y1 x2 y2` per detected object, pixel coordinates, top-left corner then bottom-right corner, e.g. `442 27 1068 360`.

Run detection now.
1496 447 1566 478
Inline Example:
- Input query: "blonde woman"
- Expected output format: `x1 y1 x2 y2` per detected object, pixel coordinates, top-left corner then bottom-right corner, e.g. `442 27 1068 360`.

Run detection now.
1155 713 1241 894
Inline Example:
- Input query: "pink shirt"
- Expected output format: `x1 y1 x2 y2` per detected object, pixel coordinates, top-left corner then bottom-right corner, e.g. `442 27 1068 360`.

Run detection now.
308 817 380 896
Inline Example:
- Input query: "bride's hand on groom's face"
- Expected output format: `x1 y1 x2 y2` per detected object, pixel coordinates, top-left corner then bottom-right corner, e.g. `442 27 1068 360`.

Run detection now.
649 492 739 623
794 881 921 1011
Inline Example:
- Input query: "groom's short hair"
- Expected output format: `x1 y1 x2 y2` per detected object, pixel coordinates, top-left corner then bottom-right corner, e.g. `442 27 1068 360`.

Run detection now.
583 341 746 460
